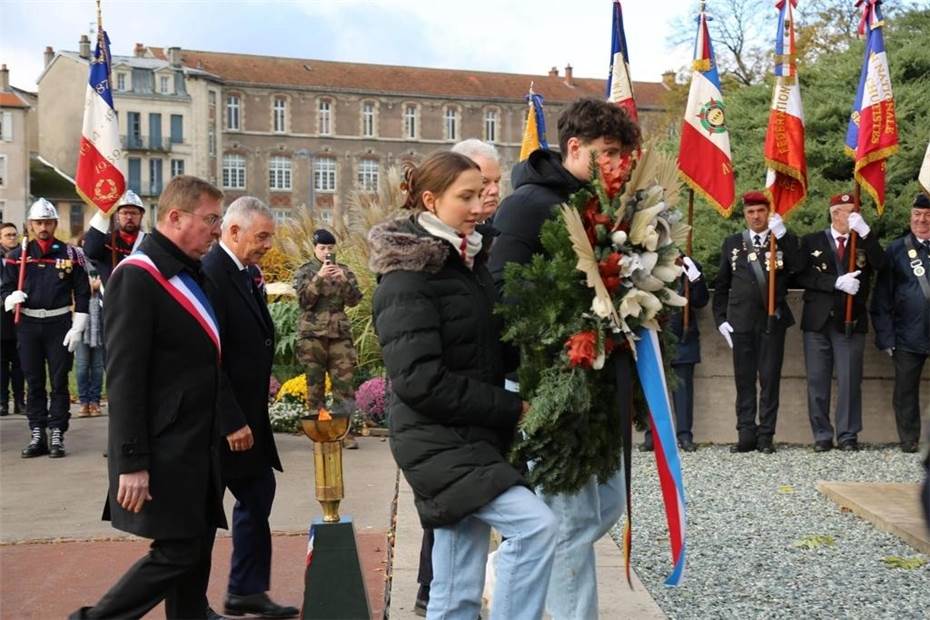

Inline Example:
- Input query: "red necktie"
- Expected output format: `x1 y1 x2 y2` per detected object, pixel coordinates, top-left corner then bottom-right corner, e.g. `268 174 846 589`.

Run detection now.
836 236 846 263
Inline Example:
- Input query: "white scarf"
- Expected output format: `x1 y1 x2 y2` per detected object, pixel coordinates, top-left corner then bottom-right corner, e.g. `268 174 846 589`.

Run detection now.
417 211 483 268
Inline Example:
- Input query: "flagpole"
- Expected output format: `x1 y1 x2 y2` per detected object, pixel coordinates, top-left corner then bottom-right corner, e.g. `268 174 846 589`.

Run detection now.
767 233 777 333
682 189 694 330
844 183 861 337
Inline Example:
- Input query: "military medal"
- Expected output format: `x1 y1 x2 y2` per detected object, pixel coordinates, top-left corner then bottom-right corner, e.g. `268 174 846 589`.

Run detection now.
748 252 758 262
812 250 822 257
916 266 926 277
856 250 866 268
908 248 918 259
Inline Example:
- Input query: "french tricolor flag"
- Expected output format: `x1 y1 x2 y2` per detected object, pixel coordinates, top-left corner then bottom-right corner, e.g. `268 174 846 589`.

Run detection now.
677 8 735 218
75 31 125 214
845 0 898 214
764 0 807 217
605 0 638 123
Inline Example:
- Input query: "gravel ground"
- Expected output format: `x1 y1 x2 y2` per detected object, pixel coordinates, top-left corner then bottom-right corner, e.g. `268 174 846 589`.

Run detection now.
611 444 929 619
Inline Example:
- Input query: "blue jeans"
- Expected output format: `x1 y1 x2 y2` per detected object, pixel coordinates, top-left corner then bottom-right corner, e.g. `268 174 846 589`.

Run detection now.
428 485 557 620
541 467 626 620
74 341 105 404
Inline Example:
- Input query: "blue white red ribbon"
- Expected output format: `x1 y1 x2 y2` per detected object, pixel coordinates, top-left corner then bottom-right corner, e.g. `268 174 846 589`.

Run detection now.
634 327 687 586
116 253 221 357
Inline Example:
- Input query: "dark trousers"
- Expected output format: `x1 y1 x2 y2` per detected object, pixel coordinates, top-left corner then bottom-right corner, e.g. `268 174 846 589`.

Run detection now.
1 337 24 406
644 363 695 444
892 349 927 444
72 529 216 619
17 317 72 431
731 324 787 443
226 468 276 596
802 329 865 443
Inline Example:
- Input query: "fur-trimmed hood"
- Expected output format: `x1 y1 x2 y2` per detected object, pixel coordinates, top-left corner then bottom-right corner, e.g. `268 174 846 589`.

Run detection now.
368 215 451 275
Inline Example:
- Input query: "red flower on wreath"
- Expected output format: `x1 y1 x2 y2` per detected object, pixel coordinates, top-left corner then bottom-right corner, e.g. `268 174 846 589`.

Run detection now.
598 252 623 293
598 152 634 199
565 331 598 368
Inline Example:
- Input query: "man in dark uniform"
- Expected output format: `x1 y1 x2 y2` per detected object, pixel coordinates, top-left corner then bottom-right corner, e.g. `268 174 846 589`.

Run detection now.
1 199 90 458
642 256 709 453
203 197 297 619
1 222 25 416
70 175 252 619
870 193 930 453
796 193 883 452
83 189 147 285
713 191 802 454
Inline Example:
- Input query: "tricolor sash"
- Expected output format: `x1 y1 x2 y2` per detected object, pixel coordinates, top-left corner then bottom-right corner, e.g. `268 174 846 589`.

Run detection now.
116 252 221 358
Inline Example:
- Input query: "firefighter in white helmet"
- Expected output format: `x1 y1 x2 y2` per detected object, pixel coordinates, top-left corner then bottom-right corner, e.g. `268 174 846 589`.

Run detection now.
84 189 148 285
0 198 91 458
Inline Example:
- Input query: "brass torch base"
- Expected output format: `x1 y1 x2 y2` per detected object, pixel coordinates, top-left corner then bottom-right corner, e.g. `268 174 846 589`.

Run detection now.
313 441 344 523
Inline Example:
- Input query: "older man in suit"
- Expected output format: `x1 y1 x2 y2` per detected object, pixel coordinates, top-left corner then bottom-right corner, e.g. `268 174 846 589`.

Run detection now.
203 197 298 618
796 192 883 452
71 175 253 619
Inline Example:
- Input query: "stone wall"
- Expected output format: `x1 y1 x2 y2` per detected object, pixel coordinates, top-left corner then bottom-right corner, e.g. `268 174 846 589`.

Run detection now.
683 290 930 445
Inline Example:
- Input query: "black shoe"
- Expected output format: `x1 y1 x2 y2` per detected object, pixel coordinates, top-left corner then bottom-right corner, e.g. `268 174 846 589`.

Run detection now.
414 583 429 617
0 406 8 416
838 440 859 452
900 441 919 453
21 427 48 458
48 428 66 458
13 398 24 414
813 440 833 453
757 437 776 454
206 607 227 620
224 592 298 618
679 439 697 452
730 441 756 453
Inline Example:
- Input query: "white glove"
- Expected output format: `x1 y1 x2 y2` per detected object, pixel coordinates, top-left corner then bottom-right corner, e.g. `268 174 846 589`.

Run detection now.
682 256 702 282
834 270 861 295
718 321 734 349
848 212 870 238
4 290 27 312
884 348 894 357
768 213 787 239
62 312 89 352
89 210 110 234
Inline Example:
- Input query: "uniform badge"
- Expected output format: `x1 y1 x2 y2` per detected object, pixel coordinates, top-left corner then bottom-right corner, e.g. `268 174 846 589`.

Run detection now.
916 266 926 277
748 252 758 262
821 262 828 271
907 248 918 259
811 250 822 257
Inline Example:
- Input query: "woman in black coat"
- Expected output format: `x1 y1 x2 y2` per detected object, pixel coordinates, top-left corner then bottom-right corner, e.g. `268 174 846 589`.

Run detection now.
370 151 556 620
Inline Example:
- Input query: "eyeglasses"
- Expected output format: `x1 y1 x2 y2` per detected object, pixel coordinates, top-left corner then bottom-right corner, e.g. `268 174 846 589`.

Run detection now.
177 210 222 227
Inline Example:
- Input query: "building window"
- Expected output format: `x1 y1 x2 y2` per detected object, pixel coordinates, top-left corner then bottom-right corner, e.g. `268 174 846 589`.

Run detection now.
226 94 240 130
170 114 183 144
318 99 332 135
403 104 417 139
314 157 336 193
268 156 292 191
0 200 5 221
149 113 162 149
207 126 216 156
272 209 290 225
208 90 216 107
159 75 170 94
116 72 126 91
357 158 379 193
361 101 376 137
128 158 141 193
0 155 6 186
70 203 85 238
170 159 185 177
127 111 141 148
149 158 164 195
484 109 498 143
318 209 333 225
444 106 458 141
222 154 246 189
273 97 286 133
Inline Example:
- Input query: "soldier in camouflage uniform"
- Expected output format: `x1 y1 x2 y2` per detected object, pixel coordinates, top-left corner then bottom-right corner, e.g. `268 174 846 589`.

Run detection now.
293 229 363 447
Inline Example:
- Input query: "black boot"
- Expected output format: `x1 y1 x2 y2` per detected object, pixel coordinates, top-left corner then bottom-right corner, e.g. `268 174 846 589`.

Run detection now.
13 397 24 414
49 428 66 458
22 427 49 458
0 404 8 416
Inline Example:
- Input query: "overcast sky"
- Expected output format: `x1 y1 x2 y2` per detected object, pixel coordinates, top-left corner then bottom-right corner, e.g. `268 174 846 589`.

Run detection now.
1 0 698 91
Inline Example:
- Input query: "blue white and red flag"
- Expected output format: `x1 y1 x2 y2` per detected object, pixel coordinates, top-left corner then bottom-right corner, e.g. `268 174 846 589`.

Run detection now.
764 0 807 217
845 0 898 214
75 30 125 213
605 0 638 123
677 8 735 217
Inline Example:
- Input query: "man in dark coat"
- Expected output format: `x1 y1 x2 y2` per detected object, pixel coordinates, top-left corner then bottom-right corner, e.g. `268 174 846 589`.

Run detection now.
796 192 883 452
203 197 297 619
488 98 641 619
641 257 709 453
70 175 252 620
870 193 930 453
0 222 25 416
83 189 147 286
712 191 803 454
